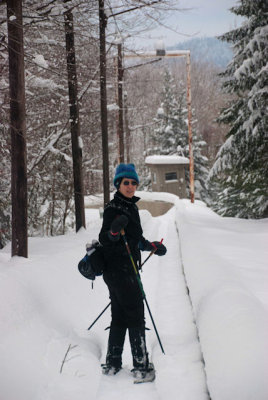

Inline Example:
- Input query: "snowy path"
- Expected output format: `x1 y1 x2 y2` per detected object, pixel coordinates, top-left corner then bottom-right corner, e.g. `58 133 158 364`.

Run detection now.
0 206 210 400
0 203 213 400
1 196 267 400
94 207 209 400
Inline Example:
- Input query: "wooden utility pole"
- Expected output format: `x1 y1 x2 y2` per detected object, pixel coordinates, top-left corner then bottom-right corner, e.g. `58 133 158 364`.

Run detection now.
186 53 195 203
117 43 124 163
7 0 28 257
99 0 110 205
124 50 195 202
64 6 86 231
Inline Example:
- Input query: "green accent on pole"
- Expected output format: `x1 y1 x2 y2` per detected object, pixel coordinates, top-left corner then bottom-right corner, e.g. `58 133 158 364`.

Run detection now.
121 230 145 297
120 229 165 354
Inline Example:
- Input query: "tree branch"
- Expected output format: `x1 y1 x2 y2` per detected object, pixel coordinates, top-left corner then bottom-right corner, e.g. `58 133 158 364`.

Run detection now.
108 0 164 18
60 344 78 374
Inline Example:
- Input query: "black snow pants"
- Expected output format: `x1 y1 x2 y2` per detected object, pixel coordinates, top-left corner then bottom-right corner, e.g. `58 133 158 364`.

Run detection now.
104 274 149 370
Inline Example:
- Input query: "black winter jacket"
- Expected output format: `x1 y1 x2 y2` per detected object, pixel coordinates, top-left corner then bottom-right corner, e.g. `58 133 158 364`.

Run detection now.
99 191 149 283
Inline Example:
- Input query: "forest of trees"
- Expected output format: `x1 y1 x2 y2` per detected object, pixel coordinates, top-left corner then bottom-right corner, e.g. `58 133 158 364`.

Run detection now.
0 0 267 253
207 0 268 218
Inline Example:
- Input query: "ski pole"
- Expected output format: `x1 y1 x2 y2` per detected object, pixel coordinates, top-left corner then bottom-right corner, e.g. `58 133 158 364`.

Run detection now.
87 301 111 331
86 249 157 332
120 229 145 296
140 238 163 268
120 229 165 354
144 296 165 354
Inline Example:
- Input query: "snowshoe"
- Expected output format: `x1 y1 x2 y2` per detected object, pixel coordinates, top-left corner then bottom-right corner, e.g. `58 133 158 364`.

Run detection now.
101 363 121 376
132 362 156 384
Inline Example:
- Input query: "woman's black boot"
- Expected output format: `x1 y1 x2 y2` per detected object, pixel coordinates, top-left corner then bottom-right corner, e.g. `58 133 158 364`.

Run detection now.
103 326 127 374
128 327 149 371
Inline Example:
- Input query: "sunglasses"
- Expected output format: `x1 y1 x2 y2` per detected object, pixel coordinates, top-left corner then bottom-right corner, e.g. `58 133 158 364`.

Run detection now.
122 180 138 186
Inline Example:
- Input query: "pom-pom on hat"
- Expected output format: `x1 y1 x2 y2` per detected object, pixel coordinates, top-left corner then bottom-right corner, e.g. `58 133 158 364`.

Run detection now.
113 163 139 189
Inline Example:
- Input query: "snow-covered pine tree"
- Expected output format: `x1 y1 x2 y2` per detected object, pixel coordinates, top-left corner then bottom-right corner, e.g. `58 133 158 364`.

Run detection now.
151 70 188 154
150 70 209 200
208 0 268 218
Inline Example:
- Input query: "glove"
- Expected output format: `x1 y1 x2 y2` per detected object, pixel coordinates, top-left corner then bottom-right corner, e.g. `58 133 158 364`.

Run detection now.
111 215 128 233
108 215 128 241
150 241 167 256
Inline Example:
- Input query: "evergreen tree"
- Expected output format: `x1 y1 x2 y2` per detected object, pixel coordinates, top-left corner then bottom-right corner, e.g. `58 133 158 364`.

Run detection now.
150 70 209 200
151 70 188 154
208 0 268 218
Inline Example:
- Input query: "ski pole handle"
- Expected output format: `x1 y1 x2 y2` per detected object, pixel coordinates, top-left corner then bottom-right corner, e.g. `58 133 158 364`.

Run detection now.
151 238 164 255
140 238 164 267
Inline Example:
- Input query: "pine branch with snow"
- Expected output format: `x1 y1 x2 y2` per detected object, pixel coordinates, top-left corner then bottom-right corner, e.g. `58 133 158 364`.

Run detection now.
208 0 268 218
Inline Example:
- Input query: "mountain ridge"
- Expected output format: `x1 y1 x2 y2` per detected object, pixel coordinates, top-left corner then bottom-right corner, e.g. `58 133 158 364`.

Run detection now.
168 37 233 69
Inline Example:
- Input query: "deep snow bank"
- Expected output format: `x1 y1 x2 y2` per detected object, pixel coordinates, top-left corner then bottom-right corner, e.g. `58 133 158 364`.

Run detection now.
176 200 268 400
0 222 104 400
1 193 267 400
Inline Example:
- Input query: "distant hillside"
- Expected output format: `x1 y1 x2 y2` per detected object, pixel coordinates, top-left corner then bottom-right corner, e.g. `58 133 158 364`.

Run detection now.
168 37 233 69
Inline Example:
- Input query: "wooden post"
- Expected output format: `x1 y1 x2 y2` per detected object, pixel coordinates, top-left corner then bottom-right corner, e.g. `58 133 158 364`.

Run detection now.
64 7 86 231
99 0 110 205
7 0 28 257
186 53 195 203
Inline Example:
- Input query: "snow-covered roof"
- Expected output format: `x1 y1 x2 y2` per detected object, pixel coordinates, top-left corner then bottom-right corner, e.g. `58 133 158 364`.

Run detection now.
145 155 189 165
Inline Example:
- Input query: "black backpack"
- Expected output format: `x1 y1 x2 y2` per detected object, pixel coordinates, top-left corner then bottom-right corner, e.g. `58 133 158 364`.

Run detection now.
78 240 105 281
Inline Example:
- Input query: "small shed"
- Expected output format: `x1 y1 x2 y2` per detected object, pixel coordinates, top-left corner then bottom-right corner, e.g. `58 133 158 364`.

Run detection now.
145 155 189 198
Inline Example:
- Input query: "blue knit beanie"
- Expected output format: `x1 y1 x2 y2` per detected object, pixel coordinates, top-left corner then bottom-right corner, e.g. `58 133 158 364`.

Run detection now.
113 163 140 188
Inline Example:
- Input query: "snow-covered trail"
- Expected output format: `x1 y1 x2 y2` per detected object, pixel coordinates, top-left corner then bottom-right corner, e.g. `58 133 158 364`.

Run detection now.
0 205 209 400
94 207 209 400
1 197 267 400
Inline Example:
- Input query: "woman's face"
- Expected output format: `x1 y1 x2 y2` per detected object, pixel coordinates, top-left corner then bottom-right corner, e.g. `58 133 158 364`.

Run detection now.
119 177 138 198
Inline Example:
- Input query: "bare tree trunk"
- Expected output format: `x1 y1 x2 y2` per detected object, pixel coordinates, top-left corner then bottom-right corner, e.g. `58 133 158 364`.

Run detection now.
99 0 110 205
64 6 86 231
7 0 28 258
62 195 70 235
50 167 56 236
124 92 130 163
117 43 124 163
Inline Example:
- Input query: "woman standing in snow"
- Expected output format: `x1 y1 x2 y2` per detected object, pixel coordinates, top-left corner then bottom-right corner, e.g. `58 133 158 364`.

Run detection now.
99 163 166 379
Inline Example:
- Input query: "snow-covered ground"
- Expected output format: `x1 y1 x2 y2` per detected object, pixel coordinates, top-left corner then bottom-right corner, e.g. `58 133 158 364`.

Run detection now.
0 193 267 400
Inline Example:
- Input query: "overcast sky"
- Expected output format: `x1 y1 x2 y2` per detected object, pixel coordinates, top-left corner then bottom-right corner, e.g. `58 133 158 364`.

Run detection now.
132 0 244 48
